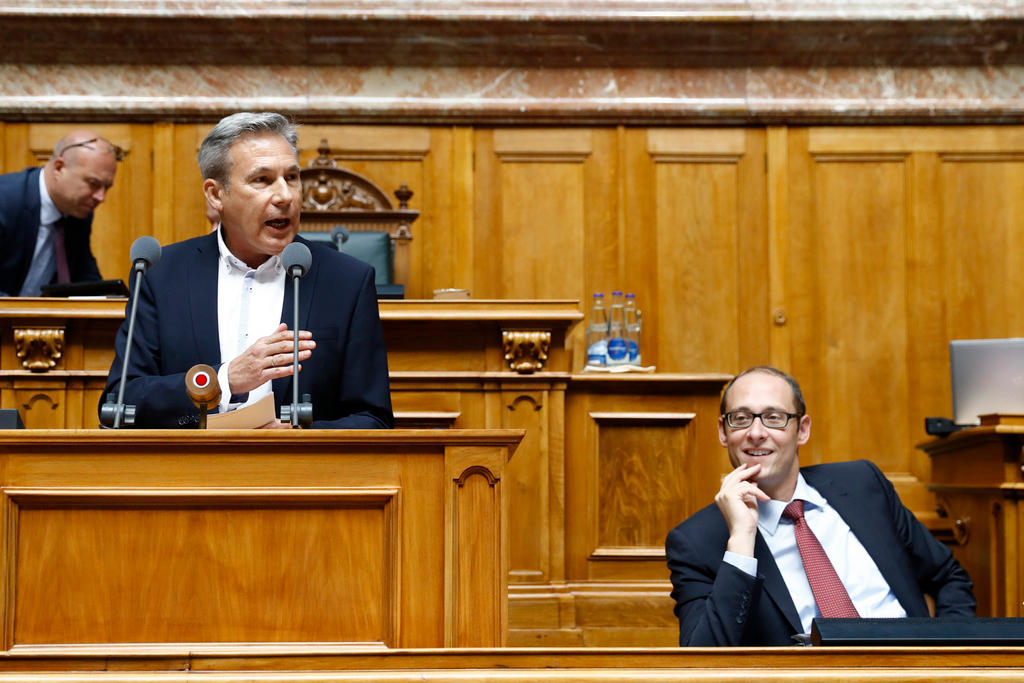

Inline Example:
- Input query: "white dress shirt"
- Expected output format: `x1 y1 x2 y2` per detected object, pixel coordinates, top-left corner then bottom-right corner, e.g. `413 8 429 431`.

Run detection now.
214 227 285 413
724 472 907 634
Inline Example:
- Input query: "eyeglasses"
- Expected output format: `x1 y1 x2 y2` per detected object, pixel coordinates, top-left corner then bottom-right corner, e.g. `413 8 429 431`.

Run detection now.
57 138 126 162
723 410 801 430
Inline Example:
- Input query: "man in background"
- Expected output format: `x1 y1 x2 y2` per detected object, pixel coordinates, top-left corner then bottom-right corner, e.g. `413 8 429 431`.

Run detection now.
666 365 974 646
102 112 392 429
0 130 120 296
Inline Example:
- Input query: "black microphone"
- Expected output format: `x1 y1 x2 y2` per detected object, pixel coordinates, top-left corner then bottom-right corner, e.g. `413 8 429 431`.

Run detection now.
279 242 313 428
330 225 350 251
100 236 163 429
130 235 161 273
186 364 221 429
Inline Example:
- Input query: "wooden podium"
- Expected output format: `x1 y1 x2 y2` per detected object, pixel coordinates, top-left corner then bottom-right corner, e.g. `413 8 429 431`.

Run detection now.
0 429 521 651
920 415 1024 618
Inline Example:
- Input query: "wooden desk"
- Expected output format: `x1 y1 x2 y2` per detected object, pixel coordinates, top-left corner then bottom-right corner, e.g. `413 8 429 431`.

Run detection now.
0 299 731 647
0 429 521 650
0 646 1021 681
920 415 1024 618
0 298 582 430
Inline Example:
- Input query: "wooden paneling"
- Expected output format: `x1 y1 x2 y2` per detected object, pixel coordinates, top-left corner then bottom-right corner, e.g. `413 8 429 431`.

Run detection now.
784 127 1024 513
922 418 1024 617
592 413 694 553
0 429 519 650
508 374 729 647
626 128 768 375
14 499 394 644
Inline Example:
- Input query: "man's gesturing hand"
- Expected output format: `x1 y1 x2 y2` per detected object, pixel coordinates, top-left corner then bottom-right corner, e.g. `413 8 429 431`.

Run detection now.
227 323 316 395
715 463 770 558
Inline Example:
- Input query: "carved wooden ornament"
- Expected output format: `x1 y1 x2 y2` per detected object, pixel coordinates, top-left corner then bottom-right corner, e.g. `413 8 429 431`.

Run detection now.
502 330 550 374
14 327 65 372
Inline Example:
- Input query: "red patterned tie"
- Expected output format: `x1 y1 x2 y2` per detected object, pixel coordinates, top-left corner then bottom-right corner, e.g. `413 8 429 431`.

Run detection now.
53 218 71 284
781 499 860 618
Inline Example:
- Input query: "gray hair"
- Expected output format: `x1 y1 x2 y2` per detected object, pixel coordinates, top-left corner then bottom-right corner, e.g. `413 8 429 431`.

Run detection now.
197 112 299 187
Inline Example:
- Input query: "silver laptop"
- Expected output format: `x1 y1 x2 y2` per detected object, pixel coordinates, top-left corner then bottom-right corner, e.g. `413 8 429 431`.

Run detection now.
950 338 1024 425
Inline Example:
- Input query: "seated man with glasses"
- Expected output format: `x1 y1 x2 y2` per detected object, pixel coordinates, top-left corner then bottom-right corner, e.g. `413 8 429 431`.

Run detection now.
665 365 975 646
0 130 121 296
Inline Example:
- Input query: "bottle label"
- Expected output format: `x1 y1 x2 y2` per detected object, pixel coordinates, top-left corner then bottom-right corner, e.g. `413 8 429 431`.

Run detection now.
586 340 608 366
627 340 638 363
607 337 628 363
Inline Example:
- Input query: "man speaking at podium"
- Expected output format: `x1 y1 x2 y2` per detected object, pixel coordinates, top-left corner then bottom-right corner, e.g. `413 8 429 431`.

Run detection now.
101 112 392 429
665 366 974 646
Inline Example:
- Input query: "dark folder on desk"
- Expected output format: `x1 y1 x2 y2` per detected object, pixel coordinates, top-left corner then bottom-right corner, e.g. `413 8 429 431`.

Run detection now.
812 617 1024 645
40 279 128 298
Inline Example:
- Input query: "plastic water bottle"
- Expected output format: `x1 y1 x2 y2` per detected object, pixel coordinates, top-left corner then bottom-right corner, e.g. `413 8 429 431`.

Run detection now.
606 291 628 366
585 293 609 367
624 293 641 366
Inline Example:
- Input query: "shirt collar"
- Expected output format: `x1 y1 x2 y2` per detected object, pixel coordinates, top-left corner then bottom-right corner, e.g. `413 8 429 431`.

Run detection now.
756 472 830 536
38 169 62 226
216 226 283 279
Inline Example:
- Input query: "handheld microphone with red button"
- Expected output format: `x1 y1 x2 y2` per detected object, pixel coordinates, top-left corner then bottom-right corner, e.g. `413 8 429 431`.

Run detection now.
185 364 221 429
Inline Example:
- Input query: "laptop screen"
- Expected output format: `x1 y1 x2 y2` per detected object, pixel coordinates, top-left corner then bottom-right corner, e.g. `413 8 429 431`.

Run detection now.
950 338 1024 425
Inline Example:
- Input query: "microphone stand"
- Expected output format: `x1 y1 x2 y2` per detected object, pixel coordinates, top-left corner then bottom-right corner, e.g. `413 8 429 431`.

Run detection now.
101 237 161 428
111 268 143 428
280 246 313 429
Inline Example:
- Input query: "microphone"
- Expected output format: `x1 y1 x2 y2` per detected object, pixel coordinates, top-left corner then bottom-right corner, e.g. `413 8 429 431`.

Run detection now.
186 364 221 429
130 235 161 273
330 225 350 251
281 241 311 277
279 242 313 428
100 236 163 428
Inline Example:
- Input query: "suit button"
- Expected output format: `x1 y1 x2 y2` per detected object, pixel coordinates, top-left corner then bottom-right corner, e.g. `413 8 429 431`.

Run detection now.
735 615 744 624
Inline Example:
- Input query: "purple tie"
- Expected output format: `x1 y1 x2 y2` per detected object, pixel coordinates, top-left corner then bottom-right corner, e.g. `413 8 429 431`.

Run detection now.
53 218 71 284
781 499 860 618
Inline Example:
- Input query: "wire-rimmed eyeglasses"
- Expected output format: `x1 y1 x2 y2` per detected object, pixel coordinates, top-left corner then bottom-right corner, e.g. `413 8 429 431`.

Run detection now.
723 410 801 430
57 137 126 162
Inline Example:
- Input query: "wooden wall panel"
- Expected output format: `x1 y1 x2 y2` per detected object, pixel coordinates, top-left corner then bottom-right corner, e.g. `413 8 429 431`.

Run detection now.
169 123 209 245
631 128 768 375
14 502 391 644
785 127 1024 517
593 414 692 553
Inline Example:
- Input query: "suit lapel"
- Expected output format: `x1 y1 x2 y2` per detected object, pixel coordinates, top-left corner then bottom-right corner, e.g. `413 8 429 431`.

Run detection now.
188 233 221 363
803 466 926 616
754 532 803 634
16 168 44 289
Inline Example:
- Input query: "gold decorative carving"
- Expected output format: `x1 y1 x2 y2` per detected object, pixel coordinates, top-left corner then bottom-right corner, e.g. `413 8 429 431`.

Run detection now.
502 330 550 374
14 328 65 372
300 139 419 237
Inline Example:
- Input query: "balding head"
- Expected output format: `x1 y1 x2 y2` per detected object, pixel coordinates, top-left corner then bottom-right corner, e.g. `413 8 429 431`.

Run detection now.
43 129 120 218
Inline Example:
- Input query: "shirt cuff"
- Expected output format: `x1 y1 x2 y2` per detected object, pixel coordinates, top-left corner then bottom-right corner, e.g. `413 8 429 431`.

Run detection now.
216 363 247 412
723 551 758 577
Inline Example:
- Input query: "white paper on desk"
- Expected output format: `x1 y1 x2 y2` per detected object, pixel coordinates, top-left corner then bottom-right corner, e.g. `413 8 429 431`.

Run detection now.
206 393 279 429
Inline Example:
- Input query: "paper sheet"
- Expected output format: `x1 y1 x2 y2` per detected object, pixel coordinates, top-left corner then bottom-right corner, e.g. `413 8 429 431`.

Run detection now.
206 393 280 429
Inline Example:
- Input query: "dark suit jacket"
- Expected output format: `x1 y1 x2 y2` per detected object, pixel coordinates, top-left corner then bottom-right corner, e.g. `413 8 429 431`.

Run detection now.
0 167 101 296
101 232 393 429
665 460 976 646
